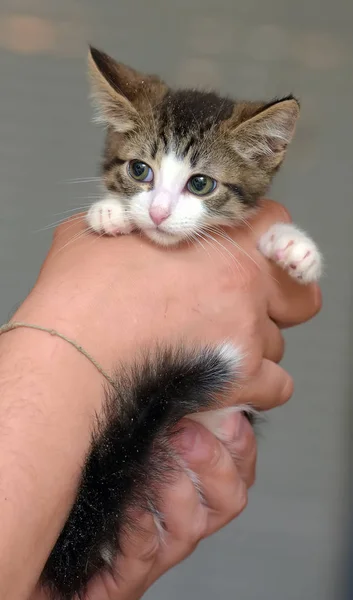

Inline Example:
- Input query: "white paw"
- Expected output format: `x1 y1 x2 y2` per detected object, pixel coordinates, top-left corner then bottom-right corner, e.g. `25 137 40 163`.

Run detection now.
86 196 133 236
258 223 322 283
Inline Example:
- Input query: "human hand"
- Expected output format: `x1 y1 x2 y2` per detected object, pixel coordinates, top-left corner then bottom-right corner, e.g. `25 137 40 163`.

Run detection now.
15 198 321 414
0 198 321 598
32 413 255 600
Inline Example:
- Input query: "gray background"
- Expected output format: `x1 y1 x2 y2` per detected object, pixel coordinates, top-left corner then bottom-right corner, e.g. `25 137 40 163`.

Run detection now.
0 1 352 598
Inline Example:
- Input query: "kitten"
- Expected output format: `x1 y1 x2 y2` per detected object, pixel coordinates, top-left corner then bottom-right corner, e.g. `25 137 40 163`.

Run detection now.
86 47 321 283
40 47 322 600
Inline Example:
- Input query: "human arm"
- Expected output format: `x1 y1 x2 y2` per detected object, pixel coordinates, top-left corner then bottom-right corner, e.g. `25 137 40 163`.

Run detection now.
0 199 321 599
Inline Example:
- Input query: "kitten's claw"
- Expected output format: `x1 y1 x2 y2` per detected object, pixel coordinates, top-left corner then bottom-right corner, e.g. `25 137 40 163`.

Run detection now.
87 197 133 235
258 223 322 283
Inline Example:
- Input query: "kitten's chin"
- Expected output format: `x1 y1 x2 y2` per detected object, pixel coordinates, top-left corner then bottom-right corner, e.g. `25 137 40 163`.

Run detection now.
143 228 185 247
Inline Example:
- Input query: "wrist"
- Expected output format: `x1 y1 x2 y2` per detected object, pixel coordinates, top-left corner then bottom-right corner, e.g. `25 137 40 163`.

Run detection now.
0 322 106 598
11 281 120 380
12 269 170 375
0 320 105 406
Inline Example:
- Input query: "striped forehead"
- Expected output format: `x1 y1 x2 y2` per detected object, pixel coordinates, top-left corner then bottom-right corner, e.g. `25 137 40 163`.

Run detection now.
152 89 235 161
158 90 234 135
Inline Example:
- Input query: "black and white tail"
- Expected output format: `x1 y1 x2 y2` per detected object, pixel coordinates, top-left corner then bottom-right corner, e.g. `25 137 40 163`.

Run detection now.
40 343 248 600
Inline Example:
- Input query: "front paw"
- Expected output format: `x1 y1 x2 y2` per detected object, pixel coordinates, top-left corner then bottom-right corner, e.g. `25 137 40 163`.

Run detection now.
258 223 322 284
86 197 133 236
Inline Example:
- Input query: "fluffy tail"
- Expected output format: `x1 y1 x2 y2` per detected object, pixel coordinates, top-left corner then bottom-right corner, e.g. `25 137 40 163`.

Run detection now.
40 343 244 599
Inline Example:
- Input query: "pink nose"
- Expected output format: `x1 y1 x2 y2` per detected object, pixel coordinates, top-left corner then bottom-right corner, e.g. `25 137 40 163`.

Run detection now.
149 206 170 226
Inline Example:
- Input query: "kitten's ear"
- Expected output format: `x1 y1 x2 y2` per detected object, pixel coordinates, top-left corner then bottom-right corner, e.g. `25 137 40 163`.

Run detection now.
229 97 300 169
88 46 140 131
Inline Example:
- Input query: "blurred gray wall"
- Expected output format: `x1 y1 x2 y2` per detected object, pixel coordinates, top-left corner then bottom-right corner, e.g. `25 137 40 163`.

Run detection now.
1 1 352 598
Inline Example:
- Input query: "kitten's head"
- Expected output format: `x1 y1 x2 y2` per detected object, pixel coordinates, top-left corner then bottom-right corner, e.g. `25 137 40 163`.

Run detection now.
88 47 300 246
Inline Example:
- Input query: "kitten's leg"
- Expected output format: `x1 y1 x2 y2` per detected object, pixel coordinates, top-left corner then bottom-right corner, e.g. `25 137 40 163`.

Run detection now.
87 195 133 235
258 223 322 283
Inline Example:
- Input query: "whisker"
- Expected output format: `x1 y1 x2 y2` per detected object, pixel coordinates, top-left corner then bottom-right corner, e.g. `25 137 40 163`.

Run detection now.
201 229 245 273
53 227 94 257
32 214 87 233
238 216 255 234
191 232 212 260
197 232 228 267
202 231 246 273
50 205 92 217
60 177 101 185
70 195 103 200
203 225 261 272
197 231 238 272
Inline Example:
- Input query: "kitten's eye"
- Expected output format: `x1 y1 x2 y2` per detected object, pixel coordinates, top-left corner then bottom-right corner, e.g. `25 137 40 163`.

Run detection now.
187 175 216 196
128 160 154 182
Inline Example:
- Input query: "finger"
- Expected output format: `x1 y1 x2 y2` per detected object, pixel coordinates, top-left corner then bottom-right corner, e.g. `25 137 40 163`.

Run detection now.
158 469 206 545
149 418 255 585
218 413 257 487
85 512 159 600
173 420 249 536
268 271 322 327
148 470 207 575
234 199 322 327
145 425 215 581
196 411 257 488
251 200 322 326
232 358 294 411
263 317 285 362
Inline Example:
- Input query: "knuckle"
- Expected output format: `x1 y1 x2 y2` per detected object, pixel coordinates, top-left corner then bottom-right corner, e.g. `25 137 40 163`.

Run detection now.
274 337 285 363
224 484 248 522
245 447 258 488
137 532 160 562
241 355 260 381
263 199 292 223
240 343 263 378
280 374 294 404
125 513 161 563
276 204 292 223
188 506 208 543
312 284 322 315
235 483 248 515
208 439 224 471
232 421 257 458
171 474 195 505
266 328 285 363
